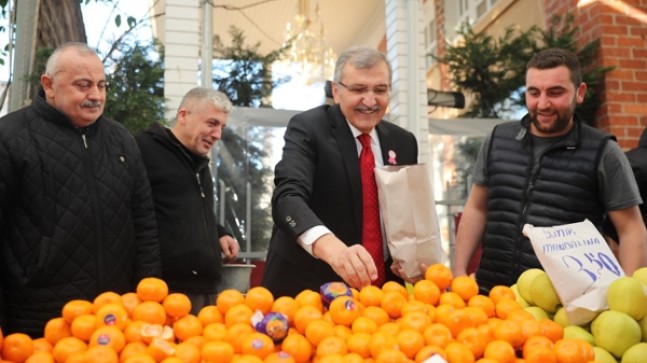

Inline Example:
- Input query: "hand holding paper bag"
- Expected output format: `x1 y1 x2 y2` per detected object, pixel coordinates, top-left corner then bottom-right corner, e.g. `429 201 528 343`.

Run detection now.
375 164 447 280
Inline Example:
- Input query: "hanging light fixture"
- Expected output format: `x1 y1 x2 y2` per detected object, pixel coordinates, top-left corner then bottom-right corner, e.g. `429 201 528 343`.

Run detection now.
281 0 336 85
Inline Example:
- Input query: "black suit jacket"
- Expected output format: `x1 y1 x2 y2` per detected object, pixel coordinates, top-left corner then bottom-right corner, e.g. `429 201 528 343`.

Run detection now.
261 104 418 297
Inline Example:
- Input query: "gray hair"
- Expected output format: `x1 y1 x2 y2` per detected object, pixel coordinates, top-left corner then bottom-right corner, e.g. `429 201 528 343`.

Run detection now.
332 46 392 84
45 42 99 76
177 87 233 118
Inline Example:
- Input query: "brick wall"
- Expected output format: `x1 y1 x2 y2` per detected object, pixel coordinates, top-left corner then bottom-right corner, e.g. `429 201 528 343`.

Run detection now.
545 0 647 149
433 0 453 91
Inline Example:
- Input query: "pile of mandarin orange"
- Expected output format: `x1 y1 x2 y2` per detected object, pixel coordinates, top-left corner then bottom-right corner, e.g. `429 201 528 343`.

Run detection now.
0 264 599 363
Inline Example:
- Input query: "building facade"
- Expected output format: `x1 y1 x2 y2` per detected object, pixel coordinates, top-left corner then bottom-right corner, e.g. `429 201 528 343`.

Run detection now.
424 0 647 149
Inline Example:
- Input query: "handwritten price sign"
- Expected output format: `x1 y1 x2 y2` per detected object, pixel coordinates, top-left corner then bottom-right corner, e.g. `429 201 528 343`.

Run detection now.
523 219 624 325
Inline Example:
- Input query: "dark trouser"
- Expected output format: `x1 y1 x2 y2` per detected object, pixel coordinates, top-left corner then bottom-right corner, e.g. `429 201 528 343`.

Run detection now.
179 291 218 315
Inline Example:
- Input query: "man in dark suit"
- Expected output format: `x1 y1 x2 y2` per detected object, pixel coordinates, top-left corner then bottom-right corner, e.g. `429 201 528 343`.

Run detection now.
261 46 419 297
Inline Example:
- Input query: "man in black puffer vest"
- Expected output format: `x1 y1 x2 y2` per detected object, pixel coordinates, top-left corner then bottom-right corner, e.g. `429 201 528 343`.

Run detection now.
452 48 647 294
0 42 161 337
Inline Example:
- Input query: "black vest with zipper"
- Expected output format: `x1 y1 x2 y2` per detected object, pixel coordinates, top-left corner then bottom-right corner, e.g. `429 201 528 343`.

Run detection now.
475 115 613 293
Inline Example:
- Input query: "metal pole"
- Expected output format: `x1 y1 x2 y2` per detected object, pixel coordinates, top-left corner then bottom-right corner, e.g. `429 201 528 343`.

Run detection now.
219 179 226 225
9 0 40 112
200 0 213 88
246 181 252 255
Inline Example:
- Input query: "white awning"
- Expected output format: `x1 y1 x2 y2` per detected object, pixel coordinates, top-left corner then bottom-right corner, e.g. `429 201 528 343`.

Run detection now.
229 106 512 136
428 118 511 136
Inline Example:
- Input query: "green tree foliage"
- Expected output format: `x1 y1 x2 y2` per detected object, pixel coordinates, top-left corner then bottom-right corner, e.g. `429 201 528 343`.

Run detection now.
212 26 289 107
435 14 613 123
0 1 165 134
436 23 536 118
103 41 166 134
524 14 614 124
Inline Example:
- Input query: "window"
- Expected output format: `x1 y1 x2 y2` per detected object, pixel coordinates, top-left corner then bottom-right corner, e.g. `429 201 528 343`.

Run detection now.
428 19 437 45
459 0 469 16
477 0 487 17
213 118 289 261
425 19 437 67
456 0 502 25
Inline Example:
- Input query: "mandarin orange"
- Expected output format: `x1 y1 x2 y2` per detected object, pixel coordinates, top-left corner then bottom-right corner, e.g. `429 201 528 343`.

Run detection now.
451 275 480 302
280 333 312 363
244 286 274 314
316 335 348 358
358 285 384 307
196 305 223 326
61 300 94 324
173 314 203 342
95 302 129 330
412 279 441 305
482 339 516 363
136 277 169 303
131 301 167 325
304 319 335 346
396 328 425 359
240 332 275 359
294 289 324 311
92 291 122 313
52 336 87 363
172 342 201 363
271 296 299 325
43 317 72 346
346 332 372 358
2 333 34 363
162 293 192 319
444 341 476 363
414 345 446 363
328 296 360 326
424 263 453 291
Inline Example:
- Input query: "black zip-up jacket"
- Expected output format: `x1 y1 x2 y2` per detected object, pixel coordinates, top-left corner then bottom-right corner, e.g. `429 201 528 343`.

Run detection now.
603 128 647 241
136 123 230 294
0 91 161 337
476 115 613 293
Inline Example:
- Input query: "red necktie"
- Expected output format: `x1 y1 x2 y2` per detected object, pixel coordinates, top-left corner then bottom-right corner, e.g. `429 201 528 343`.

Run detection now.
358 134 385 286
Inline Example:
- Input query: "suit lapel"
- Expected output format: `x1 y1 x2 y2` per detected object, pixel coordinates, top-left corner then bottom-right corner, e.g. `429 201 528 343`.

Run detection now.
376 122 395 165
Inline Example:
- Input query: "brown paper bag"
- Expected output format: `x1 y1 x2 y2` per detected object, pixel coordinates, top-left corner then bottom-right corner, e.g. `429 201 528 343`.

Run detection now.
374 164 446 279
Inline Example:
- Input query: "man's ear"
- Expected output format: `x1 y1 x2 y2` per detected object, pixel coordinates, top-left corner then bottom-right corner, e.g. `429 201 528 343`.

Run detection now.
41 74 54 99
332 82 341 104
576 82 587 104
176 108 188 125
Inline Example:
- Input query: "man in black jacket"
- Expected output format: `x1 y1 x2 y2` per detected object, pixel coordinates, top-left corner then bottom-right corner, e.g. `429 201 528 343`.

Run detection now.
603 127 647 252
136 87 239 314
0 42 161 337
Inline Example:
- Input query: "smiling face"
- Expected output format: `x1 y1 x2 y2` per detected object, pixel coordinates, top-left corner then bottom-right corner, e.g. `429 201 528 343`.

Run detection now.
172 98 229 156
525 65 586 137
332 61 391 134
41 49 107 127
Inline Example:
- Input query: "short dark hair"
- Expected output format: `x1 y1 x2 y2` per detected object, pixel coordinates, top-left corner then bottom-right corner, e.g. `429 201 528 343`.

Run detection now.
526 48 582 87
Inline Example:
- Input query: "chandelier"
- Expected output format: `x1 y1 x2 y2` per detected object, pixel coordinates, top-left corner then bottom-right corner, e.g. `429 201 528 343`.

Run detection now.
282 0 336 85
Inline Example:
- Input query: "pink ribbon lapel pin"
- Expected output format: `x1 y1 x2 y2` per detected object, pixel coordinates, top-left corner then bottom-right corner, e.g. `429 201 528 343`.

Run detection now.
388 150 397 165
